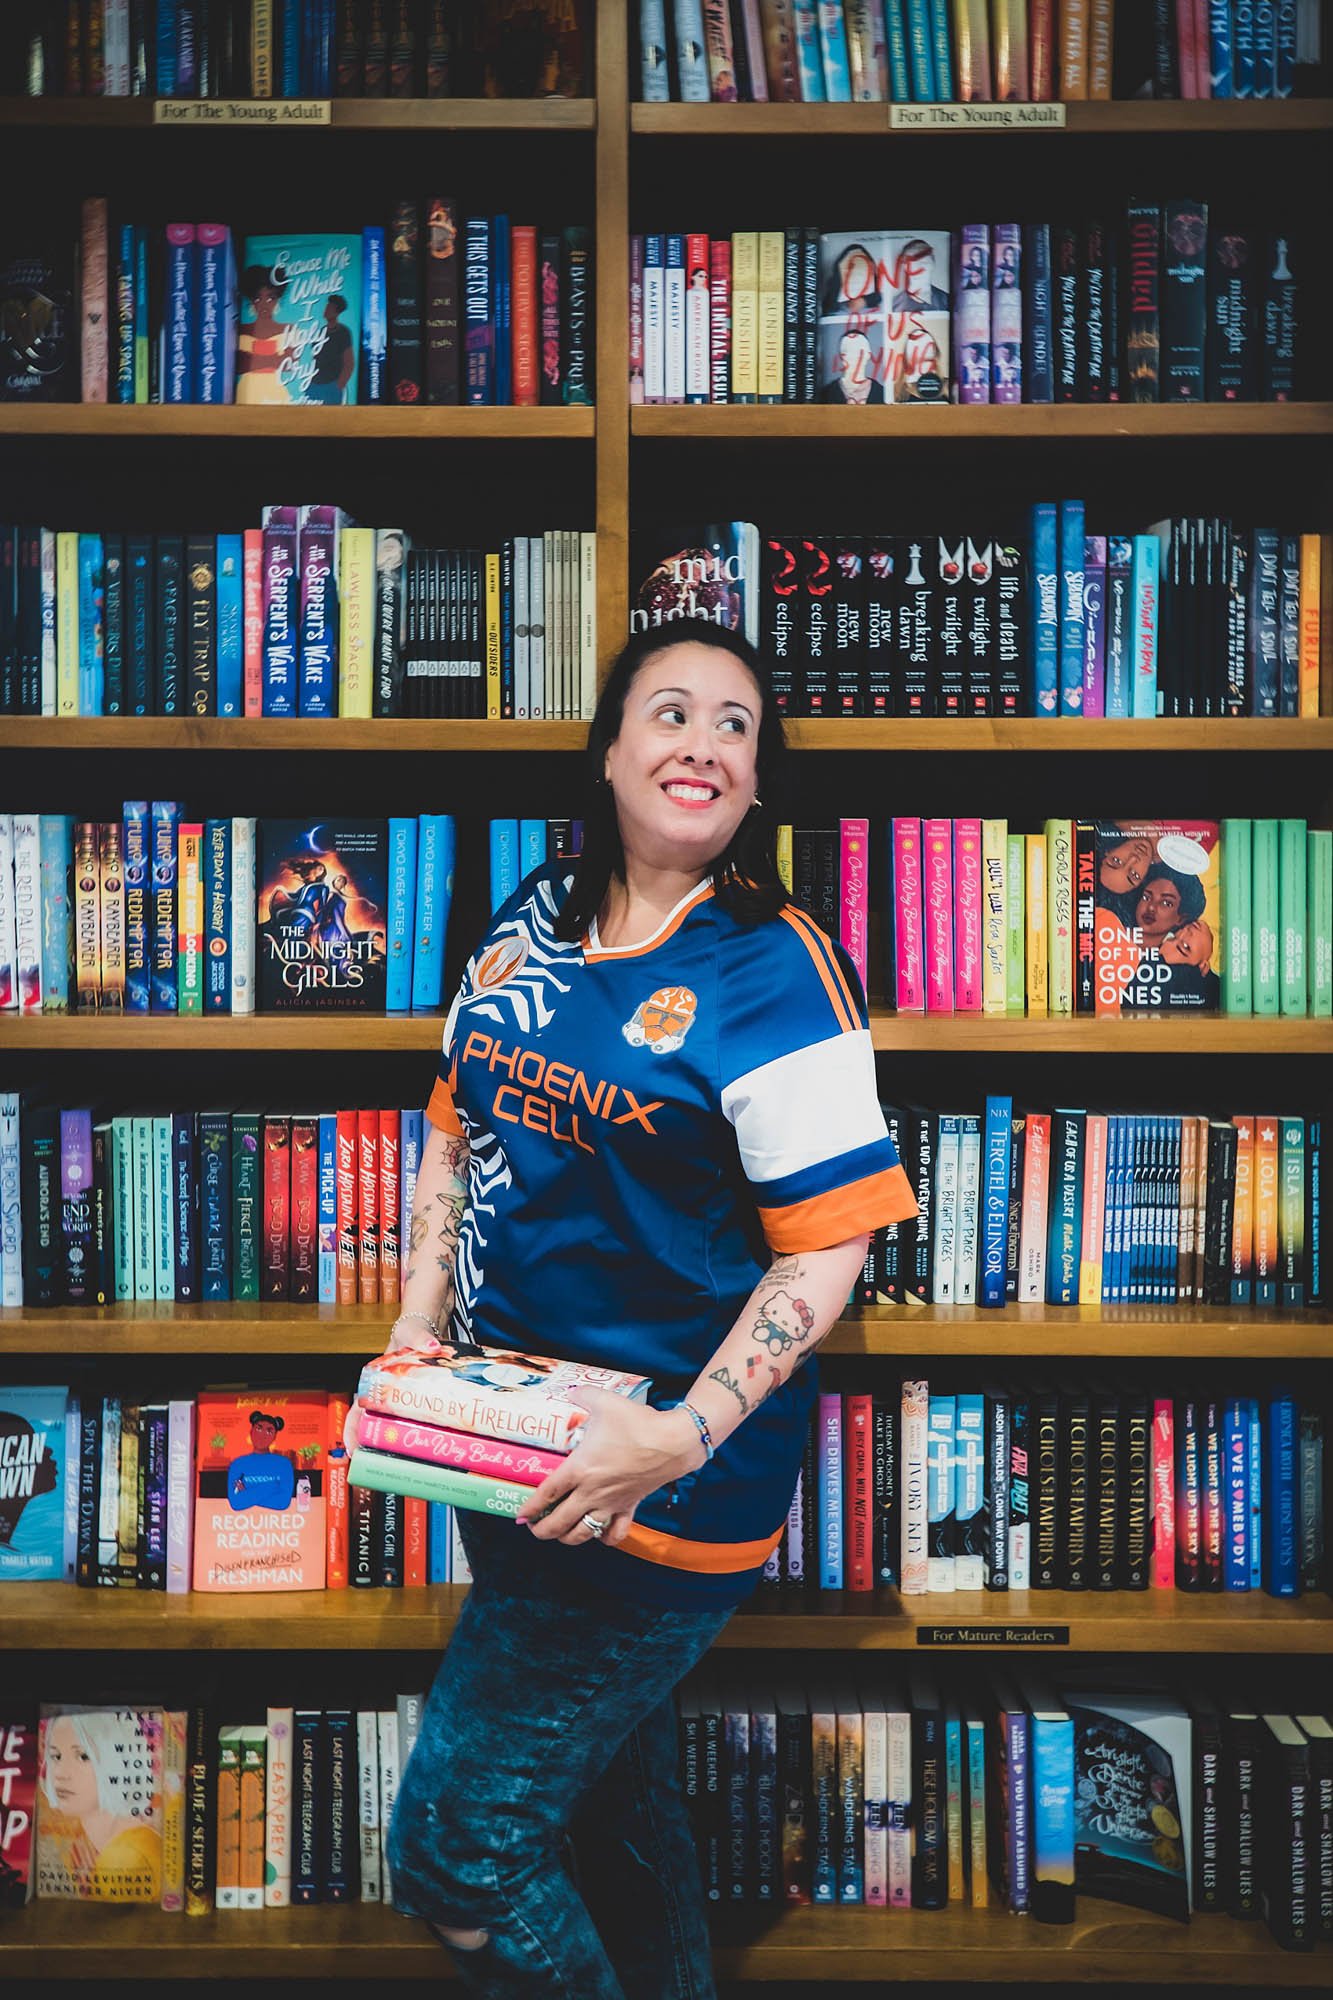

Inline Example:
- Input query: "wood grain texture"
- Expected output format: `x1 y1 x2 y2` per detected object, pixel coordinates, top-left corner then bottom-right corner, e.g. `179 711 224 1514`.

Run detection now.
633 403 1333 440
0 406 595 439
0 96 596 130
0 718 589 752
632 99 1333 136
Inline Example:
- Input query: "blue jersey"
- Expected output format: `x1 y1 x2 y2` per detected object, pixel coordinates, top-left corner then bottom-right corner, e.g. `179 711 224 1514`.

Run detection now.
428 867 917 1605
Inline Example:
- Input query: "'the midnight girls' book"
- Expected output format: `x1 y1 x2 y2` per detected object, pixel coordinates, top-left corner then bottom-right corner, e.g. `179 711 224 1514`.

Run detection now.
257 820 388 1012
630 522 760 644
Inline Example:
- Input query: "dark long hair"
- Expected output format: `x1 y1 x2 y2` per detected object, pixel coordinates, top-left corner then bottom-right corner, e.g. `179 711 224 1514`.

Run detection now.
553 619 789 944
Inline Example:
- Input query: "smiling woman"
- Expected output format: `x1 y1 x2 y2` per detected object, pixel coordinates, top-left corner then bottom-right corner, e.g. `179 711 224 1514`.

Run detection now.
349 617 918 1999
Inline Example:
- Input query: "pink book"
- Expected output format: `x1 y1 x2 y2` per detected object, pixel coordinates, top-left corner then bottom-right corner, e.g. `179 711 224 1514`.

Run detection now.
839 818 869 994
922 819 955 1014
357 1409 564 1488
243 528 264 717
892 818 924 1012
1151 1398 1175 1587
952 819 983 1009
1079 1113 1107 1303
737 0 769 98
1017 1111 1051 1301
629 235 645 404
81 197 109 403
166 1399 196 1595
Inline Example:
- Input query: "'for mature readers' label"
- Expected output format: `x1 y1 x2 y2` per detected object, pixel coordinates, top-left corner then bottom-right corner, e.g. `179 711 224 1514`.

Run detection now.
153 99 331 125
890 103 1067 131
916 1625 1071 1645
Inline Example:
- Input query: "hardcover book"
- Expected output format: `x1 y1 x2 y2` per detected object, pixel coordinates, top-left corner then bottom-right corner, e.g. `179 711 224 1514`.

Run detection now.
0 1386 65 1581
0 1714 36 1905
192 1392 330 1592
816 230 949 405
355 1343 651 1455
1061 1688 1191 1920
1093 821 1221 1014
35 1706 163 1902
238 236 360 407
630 522 760 644
257 820 388 1012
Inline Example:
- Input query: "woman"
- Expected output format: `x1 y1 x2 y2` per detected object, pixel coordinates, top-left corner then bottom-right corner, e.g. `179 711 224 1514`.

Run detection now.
235 265 295 405
349 621 916 1997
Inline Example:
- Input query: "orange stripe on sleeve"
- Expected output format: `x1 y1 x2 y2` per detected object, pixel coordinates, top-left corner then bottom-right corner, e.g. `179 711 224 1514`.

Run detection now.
779 906 857 1033
784 903 862 1025
425 1073 463 1136
619 1519 785 1573
757 1161 919 1254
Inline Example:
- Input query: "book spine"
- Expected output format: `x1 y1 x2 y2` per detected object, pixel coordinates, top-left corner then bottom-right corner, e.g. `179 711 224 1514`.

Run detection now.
388 201 424 404
261 508 299 717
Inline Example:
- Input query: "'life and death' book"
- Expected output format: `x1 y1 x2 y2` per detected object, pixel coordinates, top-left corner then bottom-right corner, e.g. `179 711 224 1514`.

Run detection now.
257 820 388 1012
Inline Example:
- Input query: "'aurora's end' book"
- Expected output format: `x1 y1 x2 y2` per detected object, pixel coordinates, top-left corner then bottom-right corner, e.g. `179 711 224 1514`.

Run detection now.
257 820 388 1011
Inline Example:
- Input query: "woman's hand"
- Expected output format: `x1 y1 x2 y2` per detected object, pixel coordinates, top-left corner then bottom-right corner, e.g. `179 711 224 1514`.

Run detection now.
343 1313 445 1455
516 1389 707 1547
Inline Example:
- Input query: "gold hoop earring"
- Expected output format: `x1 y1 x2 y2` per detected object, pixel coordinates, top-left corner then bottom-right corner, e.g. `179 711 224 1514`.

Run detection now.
752 794 763 809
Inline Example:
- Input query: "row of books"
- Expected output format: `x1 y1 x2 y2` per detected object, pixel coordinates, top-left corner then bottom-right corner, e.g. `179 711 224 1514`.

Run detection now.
9 1 589 100
0 522 596 721
3 207 594 408
673 1669 1332 1950
863 1097 1324 1312
0 812 460 1019
764 1381 1325 1599
860 816 1330 1018
637 0 1318 103
630 216 1299 409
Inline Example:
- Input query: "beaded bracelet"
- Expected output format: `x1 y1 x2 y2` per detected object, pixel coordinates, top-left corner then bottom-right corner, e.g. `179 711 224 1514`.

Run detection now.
391 1309 441 1343
677 1398 716 1463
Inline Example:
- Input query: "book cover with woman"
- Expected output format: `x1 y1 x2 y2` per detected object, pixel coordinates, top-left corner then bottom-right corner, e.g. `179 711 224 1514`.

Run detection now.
237 236 361 406
35 1706 163 1903
1093 820 1222 1014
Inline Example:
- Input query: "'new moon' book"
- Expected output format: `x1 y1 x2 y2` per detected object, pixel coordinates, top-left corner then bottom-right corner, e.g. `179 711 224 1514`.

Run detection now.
257 820 388 1011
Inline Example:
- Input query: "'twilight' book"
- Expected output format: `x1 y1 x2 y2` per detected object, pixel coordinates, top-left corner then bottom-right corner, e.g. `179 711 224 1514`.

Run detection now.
257 820 388 1012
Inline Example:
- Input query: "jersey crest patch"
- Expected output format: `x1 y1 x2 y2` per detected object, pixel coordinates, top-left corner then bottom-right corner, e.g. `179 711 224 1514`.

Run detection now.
622 985 698 1054
474 936 529 990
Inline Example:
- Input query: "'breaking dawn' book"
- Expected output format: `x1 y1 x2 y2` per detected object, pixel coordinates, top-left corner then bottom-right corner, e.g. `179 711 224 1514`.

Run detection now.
356 1344 651 1454
0 1386 66 1581
192 1392 330 1592
257 820 388 1011
629 522 760 644
1093 821 1221 1014
238 236 361 407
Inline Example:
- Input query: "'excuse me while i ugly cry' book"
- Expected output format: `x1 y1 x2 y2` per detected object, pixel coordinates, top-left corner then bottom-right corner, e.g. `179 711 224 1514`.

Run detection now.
238 235 361 407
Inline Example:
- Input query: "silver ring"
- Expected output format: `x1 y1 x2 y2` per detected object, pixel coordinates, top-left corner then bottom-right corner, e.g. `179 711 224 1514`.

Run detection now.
580 1513 609 1539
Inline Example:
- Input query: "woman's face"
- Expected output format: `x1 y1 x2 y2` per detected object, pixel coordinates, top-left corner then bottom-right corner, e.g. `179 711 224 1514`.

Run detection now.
46 1717 100 1818
1136 876 1185 938
1160 918 1213 968
256 285 279 316
603 643 761 878
1100 836 1154 895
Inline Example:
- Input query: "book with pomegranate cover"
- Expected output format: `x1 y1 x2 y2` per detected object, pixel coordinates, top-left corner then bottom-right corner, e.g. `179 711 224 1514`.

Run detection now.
355 1343 650 1455
192 1392 330 1593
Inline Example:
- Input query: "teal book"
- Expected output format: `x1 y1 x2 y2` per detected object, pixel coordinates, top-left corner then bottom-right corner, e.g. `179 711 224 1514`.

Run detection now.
1061 1688 1190 1921
131 1115 155 1302
410 813 455 1012
1020 1676 1075 1924
238 235 361 407
153 1114 173 1301
1278 818 1307 1015
110 1115 134 1301
1220 818 1252 1014
232 1112 262 1301
0 1385 67 1580
1309 829 1332 1017
1252 819 1279 1015
348 1446 527 1519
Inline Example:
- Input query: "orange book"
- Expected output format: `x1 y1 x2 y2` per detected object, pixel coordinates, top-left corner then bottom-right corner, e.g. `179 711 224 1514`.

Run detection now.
215 1728 242 1910
1298 533 1321 718
335 1109 358 1305
991 0 1030 98
239 1731 266 1910
952 0 992 97
327 1394 350 1589
357 1108 380 1304
1253 1116 1279 1305
160 1708 187 1913
404 1496 429 1586
1058 0 1088 97
1230 1116 1254 1303
511 224 539 407
192 1391 330 1592
379 1108 401 1306
1087 0 1113 97
1029 0 1055 96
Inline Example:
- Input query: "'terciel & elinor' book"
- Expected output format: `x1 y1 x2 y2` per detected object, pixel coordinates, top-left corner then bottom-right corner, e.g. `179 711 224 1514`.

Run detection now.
348 1344 651 1519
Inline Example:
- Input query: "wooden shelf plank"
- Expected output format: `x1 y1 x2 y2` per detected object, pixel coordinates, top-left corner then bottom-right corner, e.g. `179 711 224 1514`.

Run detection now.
632 98 1333 137
0 404 594 440
4 717 1331 754
0 718 588 752
3 1013 1328 1053
0 95 595 131
633 403 1333 441
1 1896 1329 1982
3 1581 1329 1653
2 1302 1327 1359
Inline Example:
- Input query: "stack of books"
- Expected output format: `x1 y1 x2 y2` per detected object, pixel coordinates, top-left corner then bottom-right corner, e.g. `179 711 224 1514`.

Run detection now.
348 1343 652 1519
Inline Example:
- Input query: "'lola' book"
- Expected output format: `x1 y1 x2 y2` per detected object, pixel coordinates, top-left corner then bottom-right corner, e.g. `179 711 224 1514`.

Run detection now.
355 1344 651 1454
192 1392 330 1592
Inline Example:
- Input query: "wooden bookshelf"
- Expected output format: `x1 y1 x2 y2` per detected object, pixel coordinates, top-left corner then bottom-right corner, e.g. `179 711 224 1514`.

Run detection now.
632 99 1333 138
0 405 595 440
2 1897 1330 1983
0 95 597 131
4 1578 1330 1653
4 716 1331 753
3 1301 1326 1359
632 403 1333 441
2 1013 1326 1053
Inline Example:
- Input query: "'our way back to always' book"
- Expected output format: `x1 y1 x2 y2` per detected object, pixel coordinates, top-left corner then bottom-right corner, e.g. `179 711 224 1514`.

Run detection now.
356 1344 651 1455
192 1392 330 1592
257 820 388 1011
1093 820 1222 1015
238 235 361 407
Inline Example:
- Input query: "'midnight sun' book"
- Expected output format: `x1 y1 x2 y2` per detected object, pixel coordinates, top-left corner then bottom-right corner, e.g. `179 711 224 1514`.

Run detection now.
257 820 387 1011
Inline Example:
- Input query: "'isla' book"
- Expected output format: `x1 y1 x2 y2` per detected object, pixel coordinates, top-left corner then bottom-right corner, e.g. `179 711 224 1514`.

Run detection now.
356 1344 651 1455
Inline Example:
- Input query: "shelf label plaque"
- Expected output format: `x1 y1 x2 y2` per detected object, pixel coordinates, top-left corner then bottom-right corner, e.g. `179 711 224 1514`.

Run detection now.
153 99 331 126
889 102 1067 132
917 1624 1071 1646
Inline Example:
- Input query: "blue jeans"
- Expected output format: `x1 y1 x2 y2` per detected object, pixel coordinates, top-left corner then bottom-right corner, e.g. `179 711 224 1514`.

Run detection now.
386 1512 735 1998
